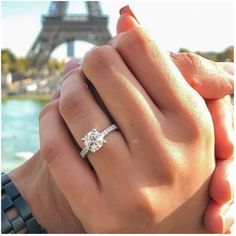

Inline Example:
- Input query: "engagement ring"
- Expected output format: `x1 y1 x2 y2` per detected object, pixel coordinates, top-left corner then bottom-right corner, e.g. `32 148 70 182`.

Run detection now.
80 124 118 158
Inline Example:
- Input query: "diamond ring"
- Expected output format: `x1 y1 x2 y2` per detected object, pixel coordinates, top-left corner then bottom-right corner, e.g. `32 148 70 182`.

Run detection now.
80 124 118 158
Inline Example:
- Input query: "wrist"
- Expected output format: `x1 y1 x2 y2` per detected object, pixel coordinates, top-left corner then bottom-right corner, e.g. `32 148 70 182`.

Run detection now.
9 151 84 233
8 152 49 232
1 172 45 233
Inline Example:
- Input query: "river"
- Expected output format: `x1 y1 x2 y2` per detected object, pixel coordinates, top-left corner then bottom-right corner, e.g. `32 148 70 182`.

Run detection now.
1 99 48 172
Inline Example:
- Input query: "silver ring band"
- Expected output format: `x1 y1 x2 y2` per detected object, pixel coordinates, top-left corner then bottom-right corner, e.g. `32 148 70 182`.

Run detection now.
80 124 118 158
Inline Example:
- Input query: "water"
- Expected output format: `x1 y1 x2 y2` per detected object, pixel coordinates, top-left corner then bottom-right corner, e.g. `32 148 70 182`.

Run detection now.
1 97 234 173
1 99 47 172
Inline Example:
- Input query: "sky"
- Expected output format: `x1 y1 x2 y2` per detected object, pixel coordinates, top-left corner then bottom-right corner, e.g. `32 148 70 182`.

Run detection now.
1 0 234 59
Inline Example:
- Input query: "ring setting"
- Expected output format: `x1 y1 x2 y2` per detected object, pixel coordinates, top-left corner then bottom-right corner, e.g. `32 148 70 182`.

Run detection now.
80 124 118 158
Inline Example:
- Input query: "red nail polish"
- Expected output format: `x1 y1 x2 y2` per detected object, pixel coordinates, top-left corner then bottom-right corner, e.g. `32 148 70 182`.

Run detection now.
119 5 140 24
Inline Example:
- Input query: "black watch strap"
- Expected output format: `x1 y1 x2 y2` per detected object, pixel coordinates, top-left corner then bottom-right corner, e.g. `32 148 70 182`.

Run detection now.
1 172 47 234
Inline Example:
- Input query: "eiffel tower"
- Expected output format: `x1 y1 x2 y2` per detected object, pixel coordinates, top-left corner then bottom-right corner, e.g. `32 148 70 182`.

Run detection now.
27 1 111 69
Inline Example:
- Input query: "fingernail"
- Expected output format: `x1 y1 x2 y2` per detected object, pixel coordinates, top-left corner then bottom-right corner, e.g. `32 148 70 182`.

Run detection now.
119 5 140 24
63 59 80 76
223 204 234 232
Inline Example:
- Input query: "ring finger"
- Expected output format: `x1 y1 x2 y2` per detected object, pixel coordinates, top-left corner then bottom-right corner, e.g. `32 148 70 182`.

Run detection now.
59 67 129 182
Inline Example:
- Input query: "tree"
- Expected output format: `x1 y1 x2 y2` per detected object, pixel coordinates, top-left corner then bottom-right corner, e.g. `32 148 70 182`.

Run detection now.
13 57 30 73
47 59 65 72
222 46 234 62
1 49 16 73
178 46 234 62
178 48 190 53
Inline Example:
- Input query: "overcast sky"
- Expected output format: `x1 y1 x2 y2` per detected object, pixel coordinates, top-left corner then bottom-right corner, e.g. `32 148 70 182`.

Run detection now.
1 0 234 59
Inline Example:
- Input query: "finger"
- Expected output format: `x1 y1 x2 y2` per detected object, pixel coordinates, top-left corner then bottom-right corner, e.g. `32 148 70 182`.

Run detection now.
82 45 162 141
51 89 60 101
116 9 234 100
204 201 234 233
171 53 234 99
112 15 200 112
206 97 234 160
59 67 130 182
116 8 139 33
39 99 99 218
63 58 80 77
209 160 233 204
217 62 234 75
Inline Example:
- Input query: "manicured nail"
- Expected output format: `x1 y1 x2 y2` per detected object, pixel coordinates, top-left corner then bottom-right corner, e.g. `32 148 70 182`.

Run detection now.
223 204 234 232
119 5 140 24
63 59 80 76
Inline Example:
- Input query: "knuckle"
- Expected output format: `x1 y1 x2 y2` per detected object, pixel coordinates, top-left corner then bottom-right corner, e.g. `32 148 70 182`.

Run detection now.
39 101 61 164
184 53 206 89
224 141 234 159
170 52 207 90
122 188 156 222
134 192 156 219
114 27 155 55
218 138 234 159
41 138 61 165
39 100 58 120
59 82 90 122
193 114 214 145
82 45 117 74
175 99 214 143
190 108 213 138
184 52 201 66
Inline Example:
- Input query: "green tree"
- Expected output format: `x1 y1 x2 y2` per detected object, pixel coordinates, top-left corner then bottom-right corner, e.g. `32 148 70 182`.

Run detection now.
222 46 234 62
13 57 30 72
1 49 16 73
178 48 190 53
178 46 234 62
47 59 65 72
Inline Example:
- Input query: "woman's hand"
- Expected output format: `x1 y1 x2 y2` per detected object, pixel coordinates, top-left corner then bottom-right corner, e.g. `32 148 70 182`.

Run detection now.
37 8 233 233
40 23 218 232
118 7 235 233
62 56 234 234
6 6 233 234
116 7 234 233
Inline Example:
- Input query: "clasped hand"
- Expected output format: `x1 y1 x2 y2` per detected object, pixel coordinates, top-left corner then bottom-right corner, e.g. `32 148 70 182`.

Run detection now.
37 8 234 233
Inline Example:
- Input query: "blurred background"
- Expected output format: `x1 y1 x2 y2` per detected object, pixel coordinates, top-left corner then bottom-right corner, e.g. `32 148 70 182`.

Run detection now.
1 0 234 172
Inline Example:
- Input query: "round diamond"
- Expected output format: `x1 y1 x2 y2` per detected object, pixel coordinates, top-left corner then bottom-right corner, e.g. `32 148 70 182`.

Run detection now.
82 129 104 152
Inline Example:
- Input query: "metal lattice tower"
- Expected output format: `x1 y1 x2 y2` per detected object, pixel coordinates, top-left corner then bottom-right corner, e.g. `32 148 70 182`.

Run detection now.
27 1 111 68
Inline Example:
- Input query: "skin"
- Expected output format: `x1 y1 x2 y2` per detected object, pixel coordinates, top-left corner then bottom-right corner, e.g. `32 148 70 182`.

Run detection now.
116 9 234 233
9 58 233 234
39 19 233 233
117 9 234 233
8 9 233 233
9 152 85 233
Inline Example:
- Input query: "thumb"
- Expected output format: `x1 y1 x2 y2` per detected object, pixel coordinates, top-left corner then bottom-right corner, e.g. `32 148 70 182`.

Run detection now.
171 53 234 99
115 6 234 99
206 96 234 160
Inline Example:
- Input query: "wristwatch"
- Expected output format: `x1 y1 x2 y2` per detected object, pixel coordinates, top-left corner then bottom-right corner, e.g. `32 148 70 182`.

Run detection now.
1 172 47 233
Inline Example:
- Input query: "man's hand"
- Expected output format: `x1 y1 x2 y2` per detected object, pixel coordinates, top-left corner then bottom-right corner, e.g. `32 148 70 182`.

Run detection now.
41 26 217 232
9 151 85 233
115 6 234 233
8 6 233 233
